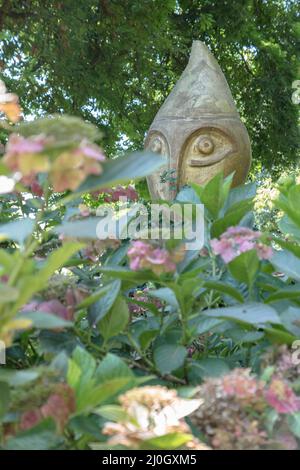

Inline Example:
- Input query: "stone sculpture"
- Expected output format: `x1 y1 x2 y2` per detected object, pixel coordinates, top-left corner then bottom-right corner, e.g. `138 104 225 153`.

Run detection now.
145 40 251 200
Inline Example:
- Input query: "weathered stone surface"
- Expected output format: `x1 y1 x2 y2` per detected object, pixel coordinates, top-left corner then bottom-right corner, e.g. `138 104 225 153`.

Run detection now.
145 40 251 200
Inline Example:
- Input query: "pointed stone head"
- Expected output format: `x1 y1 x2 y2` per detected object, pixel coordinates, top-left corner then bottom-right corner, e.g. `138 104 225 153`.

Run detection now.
145 41 251 200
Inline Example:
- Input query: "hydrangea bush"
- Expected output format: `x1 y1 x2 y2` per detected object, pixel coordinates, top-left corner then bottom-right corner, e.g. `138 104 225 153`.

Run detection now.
1 82 300 450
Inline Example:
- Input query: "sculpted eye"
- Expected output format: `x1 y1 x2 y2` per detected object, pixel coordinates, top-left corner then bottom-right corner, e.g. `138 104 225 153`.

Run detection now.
185 128 235 168
150 137 163 154
178 127 237 188
145 132 172 200
194 136 215 155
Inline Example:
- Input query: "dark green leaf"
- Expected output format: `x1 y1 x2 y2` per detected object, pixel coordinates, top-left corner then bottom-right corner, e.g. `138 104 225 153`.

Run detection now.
0 381 10 419
204 280 244 303
98 296 129 341
18 311 72 329
4 419 61 450
228 249 259 287
0 219 34 245
140 432 192 450
203 302 281 326
154 344 187 374
271 250 300 281
88 280 121 325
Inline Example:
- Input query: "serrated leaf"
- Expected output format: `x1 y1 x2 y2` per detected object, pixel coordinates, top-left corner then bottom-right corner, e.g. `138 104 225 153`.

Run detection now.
154 344 187 375
140 432 192 450
76 378 131 412
288 413 300 438
0 381 10 418
4 419 60 450
271 249 300 281
228 249 259 287
39 241 84 280
95 405 130 422
147 287 179 309
88 280 121 326
98 296 129 341
204 280 244 303
0 218 34 245
18 311 72 329
211 198 253 238
0 369 39 386
203 302 281 326
95 353 133 383
99 266 157 282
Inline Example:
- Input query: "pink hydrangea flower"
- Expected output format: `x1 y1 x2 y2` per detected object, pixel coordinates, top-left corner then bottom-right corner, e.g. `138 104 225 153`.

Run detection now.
222 369 264 400
94 185 138 202
256 243 273 260
19 384 75 433
40 385 75 432
3 134 50 176
265 378 300 414
22 299 72 321
20 409 42 431
210 238 236 263
21 173 43 196
3 134 106 193
6 133 46 156
50 148 104 192
75 140 106 161
127 241 183 275
127 241 152 270
211 226 272 263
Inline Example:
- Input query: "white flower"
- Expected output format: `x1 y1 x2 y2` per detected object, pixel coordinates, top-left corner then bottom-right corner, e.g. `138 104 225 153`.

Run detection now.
0 175 15 194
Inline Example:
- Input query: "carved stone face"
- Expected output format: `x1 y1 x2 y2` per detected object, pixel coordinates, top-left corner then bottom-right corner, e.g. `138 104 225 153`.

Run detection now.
145 119 251 200
145 41 252 200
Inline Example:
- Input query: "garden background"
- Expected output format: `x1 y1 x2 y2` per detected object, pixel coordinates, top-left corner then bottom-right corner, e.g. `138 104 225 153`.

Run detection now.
0 0 299 451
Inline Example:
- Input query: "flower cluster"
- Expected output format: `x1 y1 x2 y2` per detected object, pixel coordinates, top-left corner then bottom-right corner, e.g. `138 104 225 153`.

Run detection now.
211 226 272 263
21 274 89 321
82 239 121 262
93 185 138 202
22 299 73 322
0 80 22 123
190 368 300 450
127 241 185 275
19 383 75 433
262 345 300 382
102 385 208 450
3 133 105 193
265 377 300 414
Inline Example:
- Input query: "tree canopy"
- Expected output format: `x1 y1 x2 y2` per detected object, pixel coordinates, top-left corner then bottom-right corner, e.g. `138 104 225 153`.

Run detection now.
0 0 299 173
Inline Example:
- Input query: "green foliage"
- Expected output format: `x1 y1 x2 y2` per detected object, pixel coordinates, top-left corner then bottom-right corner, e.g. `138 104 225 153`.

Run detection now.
153 344 187 375
1 103 300 450
4 420 62 450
